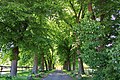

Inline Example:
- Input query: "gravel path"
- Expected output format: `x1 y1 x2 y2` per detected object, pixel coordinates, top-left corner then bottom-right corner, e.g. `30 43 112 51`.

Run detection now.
42 70 73 80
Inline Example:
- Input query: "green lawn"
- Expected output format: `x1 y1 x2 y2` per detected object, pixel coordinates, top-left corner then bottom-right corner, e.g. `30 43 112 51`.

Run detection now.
0 70 55 80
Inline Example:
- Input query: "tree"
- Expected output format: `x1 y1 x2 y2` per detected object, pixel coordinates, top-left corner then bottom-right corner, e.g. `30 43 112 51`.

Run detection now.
0 1 30 76
57 37 73 71
0 0 52 76
78 0 120 79
0 0 119 79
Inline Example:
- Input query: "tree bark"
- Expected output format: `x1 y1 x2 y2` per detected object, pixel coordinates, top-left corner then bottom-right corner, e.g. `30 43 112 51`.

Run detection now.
63 59 71 71
63 61 67 70
53 64 55 69
48 59 52 71
77 50 85 74
75 35 85 74
88 2 95 20
44 58 48 71
73 2 85 74
67 54 71 71
10 60 17 76
68 60 71 71
10 46 19 76
32 54 38 74
41 53 44 71
73 53 76 70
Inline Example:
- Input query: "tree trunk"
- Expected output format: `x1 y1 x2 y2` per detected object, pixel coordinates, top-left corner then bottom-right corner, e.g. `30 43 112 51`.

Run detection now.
67 56 71 71
68 60 71 71
63 60 71 71
10 60 17 76
48 59 52 71
70 2 85 74
73 53 76 70
77 50 85 74
32 54 38 74
63 61 67 70
45 58 48 71
41 53 44 71
53 64 55 69
10 46 19 76
88 2 95 20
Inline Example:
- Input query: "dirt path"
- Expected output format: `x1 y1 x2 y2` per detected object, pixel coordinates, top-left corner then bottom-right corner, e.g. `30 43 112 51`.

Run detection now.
42 70 73 80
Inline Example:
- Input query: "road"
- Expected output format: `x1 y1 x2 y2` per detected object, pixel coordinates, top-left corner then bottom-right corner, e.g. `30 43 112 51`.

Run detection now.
42 70 73 80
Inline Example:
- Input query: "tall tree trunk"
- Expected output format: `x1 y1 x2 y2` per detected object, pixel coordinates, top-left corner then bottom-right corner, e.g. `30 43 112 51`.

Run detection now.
66 61 69 70
44 58 48 71
77 50 85 74
32 54 38 74
10 46 19 76
63 59 71 71
67 54 71 71
10 60 17 76
53 64 55 69
88 2 95 20
41 53 44 71
69 1 85 74
63 61 68 70
48 59 52 71
68 60 71 71
75 35 85 74
73 53 76 70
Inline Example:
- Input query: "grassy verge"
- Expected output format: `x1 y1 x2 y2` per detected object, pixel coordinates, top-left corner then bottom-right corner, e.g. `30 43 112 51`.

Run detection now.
63 70 77 80
0 70 56 80
63 70 92 80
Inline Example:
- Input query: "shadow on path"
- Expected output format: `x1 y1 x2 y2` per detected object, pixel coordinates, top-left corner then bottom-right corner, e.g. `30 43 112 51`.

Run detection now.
42 70 73 80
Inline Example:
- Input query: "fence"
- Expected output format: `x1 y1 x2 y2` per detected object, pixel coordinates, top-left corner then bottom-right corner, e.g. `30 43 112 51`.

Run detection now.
0 66 32 74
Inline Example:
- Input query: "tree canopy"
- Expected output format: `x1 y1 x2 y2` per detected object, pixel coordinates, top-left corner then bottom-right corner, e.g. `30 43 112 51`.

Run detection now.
0 0 120 79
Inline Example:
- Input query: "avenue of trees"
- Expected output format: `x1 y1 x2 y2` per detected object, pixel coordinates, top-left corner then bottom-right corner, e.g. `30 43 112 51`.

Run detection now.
0 0 120 80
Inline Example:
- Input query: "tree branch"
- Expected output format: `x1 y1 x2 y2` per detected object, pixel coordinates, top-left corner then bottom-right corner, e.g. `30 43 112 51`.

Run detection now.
69 1 77 18
77 5 83 23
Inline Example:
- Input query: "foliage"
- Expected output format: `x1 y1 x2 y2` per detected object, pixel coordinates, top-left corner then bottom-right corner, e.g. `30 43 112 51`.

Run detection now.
57 36 73 64
75 4 120 80
0 0 54 61
0 0 119 79
92 34 120 80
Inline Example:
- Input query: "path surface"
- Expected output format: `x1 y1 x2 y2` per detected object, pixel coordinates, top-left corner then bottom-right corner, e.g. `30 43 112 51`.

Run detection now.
42 70 73 80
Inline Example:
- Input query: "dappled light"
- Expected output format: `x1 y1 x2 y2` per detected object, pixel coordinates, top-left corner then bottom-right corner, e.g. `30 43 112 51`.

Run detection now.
0 0 119 80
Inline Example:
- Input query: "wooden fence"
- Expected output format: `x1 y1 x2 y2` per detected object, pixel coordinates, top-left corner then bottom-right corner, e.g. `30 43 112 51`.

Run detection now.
0 66 32 74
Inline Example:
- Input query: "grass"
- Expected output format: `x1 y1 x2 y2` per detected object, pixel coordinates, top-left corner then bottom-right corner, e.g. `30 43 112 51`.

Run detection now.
0 71 30 80
63 70 92 80
0 69 93 80
0 70 55 80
